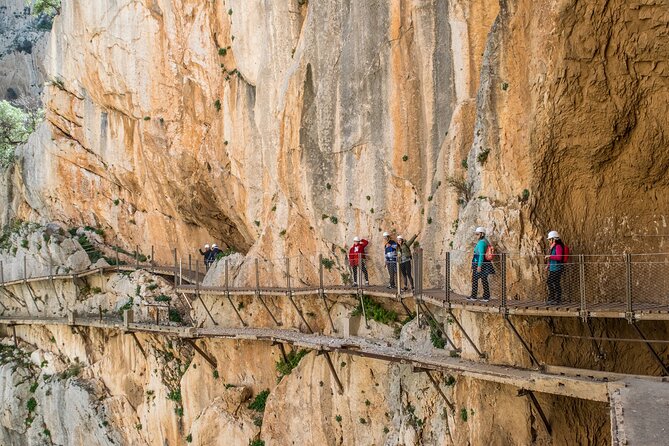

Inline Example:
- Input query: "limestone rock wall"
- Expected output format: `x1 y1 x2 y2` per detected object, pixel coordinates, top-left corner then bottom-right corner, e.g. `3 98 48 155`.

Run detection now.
4 0 667 273
0 0 49 101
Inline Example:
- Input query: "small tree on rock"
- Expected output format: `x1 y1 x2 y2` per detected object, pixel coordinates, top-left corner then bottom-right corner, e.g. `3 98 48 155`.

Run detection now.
27 0 61 17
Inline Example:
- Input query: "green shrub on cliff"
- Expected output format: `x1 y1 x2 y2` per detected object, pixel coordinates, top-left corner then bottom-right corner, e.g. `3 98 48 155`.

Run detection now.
28 0 61 17
0 100 41 168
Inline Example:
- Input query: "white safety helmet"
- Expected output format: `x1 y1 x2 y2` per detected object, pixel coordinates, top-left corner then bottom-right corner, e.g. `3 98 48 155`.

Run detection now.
547 231 560 240
382 231 390 237
474 227 486 235
212 244 218 248
204 244 210 248
353 236 360 242
397 235 404 240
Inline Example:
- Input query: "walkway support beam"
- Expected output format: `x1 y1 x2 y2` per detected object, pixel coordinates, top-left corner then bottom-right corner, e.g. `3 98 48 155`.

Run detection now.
518 389 552 436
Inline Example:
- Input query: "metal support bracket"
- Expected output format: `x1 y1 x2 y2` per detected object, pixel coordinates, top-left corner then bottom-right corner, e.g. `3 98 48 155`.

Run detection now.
413 367 455 412
11 325 18 348
289 294 314 334
272 342 289 363
418 300 457 351
185 338 217 369
518 389 552 435
285 257 313 333
256 259 282 326
224 259 246 327
448 310 486 359
258 292 282 326
632 322 669 376
399 297 413 317
128 332 147 359
504 315 542 369
625 312 635 324
357 289 370 329
319 350 344 394
197 293 218 326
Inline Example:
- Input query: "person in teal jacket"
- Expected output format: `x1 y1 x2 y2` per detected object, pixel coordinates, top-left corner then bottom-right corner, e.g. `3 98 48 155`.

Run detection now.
469 227 494 301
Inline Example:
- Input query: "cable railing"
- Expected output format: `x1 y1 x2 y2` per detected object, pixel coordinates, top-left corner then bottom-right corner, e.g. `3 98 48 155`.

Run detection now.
1 244 669 316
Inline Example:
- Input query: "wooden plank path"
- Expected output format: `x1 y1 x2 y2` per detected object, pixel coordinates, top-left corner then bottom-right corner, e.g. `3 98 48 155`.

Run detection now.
2 263 669 321
0 314 631 403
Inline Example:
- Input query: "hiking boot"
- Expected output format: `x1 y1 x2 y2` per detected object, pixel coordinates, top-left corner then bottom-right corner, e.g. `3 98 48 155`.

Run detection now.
387 285 394 289
467 296 476 301
364 281 369 286
402 287 408 292
352 282 358 287
481 297 490 302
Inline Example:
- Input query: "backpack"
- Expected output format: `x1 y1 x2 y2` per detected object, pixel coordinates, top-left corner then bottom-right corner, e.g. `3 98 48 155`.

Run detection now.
484 243 495 261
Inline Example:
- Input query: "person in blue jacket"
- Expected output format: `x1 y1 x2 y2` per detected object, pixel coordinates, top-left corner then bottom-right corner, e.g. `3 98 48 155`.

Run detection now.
383 232 398 289
469 227 494 301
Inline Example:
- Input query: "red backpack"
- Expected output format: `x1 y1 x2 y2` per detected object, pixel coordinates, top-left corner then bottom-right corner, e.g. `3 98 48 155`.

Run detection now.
484 243 495 261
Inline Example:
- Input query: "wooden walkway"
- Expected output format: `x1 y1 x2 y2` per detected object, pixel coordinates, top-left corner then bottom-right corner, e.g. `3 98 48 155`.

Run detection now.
0 314 629 403
2 263 669 321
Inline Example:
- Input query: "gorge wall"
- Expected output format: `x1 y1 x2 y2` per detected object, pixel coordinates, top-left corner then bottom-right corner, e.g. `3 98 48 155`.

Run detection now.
1 0 669 445
3 0 664 266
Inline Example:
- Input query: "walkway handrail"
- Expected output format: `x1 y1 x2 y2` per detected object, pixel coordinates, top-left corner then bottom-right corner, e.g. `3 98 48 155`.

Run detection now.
1 249 668 319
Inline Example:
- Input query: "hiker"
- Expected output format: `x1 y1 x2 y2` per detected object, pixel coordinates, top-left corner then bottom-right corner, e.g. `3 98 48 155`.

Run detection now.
469 227 494 301
383 232 398 289
199 244 211 269
210 244 221 263
397 234 418 291
545 231 566 304
348 236 369 286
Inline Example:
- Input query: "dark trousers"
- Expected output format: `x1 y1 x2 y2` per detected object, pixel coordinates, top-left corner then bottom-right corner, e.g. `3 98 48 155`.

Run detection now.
471 268 490 299
351 261 368 283
387 262 397 287
547 270 563 303
400 261 413 289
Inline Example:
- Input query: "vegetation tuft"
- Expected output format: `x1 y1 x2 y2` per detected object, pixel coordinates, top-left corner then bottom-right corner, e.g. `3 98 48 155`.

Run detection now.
352 295 398 325
276 349 309 377
248 389 270 412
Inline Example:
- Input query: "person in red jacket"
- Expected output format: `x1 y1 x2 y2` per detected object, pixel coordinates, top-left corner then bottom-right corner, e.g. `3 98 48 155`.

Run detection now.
348 236 369 286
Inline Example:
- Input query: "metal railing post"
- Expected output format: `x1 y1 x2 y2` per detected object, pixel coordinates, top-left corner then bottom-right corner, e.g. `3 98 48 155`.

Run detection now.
0 260 4 286
225 259 229 293
188 254 192 278
135 245 139 270
196 260 201 299
173 249 178 290
626 253 633 323
357 253 362 290
151 245 155 272
396 250 401 296
500 253 507 314
23 255 27 284
255 258 260 293
579 254 587 320
285 257 291 291
319 254 324 291
179 257 182 286
445 252 451 308
116 249 120 272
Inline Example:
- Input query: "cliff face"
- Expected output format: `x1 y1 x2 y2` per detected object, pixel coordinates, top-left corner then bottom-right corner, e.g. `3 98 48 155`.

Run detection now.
1 0 669 445
8 0 503 263
0 0 49 102
7 0 667 266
